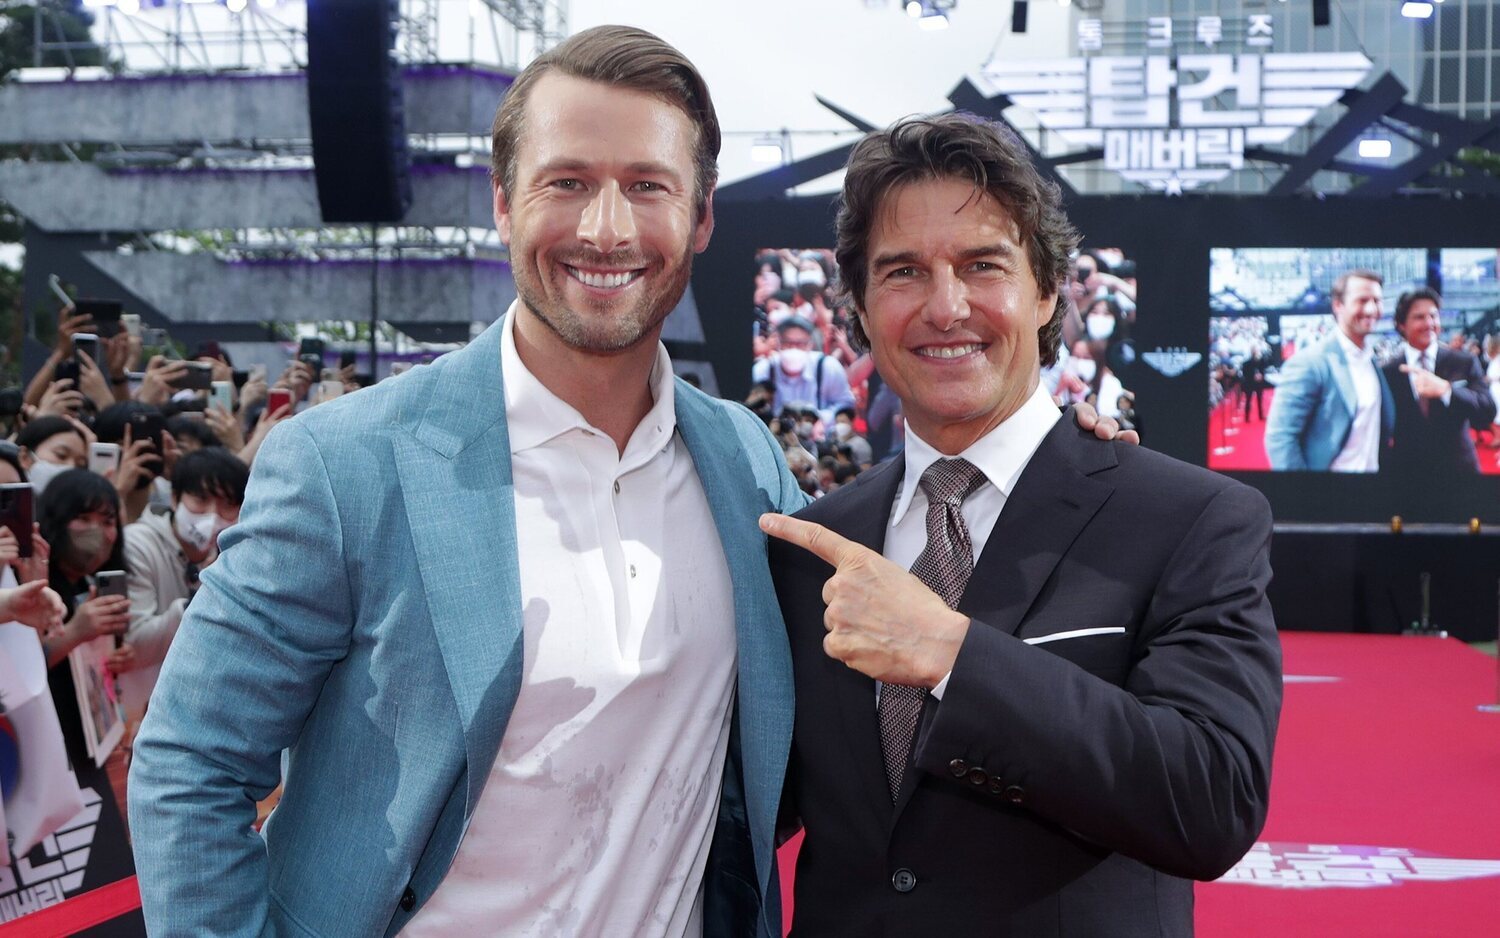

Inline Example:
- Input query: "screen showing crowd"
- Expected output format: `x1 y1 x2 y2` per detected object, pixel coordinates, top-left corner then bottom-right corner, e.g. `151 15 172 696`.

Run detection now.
1208 247 1500 475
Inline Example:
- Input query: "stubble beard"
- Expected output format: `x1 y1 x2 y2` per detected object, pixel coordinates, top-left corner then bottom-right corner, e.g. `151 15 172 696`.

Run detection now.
515 244 695 354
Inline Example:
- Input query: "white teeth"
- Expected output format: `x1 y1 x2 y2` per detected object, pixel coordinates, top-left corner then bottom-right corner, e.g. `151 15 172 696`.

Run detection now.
918 344 982 359
569 267 636 289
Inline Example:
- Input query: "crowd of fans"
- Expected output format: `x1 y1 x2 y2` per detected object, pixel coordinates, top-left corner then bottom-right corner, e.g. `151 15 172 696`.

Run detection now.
0 303 364 841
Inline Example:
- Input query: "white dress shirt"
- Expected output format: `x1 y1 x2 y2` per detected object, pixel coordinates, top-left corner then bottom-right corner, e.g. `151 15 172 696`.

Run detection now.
1401 342 1451 407
406 305 737 937
884 383 1061 699
1329 330 1383 473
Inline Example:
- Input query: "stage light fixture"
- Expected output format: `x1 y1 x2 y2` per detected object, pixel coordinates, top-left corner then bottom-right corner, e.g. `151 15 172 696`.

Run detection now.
117 0 140 13
906 1 923 16
1401 1 1434 17
1357 137 1393 159
227 0 247 12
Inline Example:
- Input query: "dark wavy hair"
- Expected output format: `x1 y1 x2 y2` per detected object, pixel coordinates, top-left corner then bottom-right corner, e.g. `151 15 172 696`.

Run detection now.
37 468 125 610
833 112 1079 366
1393 286 1442 329
490 25 720 222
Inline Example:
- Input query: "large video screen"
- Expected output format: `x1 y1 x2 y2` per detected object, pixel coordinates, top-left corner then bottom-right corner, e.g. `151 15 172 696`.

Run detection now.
1208 247 1500 475
749 246 1143 481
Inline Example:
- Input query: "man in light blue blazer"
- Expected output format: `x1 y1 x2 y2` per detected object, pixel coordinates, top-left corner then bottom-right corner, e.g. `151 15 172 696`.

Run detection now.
129 26 803 937
1265 269 1396 471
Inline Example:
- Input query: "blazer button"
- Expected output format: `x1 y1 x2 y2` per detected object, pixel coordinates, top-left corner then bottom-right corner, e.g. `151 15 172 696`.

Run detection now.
948 758 968 778
399 887 416 912
891 868 917 893
987 777 1005 795
966 767 989 787
1004 784 1025 804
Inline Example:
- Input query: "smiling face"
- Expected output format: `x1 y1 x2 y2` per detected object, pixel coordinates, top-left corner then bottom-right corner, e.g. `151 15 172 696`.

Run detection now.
1332 275 1383 348
857 177 1054 455
1398 298 1441 352
494 72 714 357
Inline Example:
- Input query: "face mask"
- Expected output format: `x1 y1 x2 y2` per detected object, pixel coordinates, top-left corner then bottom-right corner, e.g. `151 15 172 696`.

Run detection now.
1072 359 1097 382
174 504 224 554
834 422 853 440
65 525 109 570
1086 316 1116 341
779 348 808 377
27 458 71 497
797 420 816 438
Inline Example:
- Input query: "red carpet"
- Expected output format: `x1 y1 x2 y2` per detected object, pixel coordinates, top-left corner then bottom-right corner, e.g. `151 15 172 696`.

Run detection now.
777 633 1500 936
1207 389 1500 473
1207 391 1273 471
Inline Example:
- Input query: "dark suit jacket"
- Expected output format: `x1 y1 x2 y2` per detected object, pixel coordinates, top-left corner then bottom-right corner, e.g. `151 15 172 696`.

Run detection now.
1381 346 1497 476
771 415 1282 937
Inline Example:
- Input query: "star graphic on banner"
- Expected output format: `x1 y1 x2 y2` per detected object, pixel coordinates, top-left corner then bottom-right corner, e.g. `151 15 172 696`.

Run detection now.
1163 174 1185 196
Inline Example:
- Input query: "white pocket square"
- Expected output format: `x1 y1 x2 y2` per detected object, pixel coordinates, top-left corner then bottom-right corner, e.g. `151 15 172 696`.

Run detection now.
1023 627 1127 646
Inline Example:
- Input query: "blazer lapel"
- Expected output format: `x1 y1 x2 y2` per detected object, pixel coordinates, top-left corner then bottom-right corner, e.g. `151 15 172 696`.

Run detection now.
393 325 526 817
957 417 1116 641
1327 340 1358 419
824 460 910 819
673 387 795 903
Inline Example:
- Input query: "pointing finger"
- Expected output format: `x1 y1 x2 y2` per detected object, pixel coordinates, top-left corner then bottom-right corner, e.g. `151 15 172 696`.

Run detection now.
759 513 870 569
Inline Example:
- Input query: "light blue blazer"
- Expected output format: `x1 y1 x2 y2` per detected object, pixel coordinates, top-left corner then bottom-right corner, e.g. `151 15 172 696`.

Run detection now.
1263 333 1395 471
128 321 804 937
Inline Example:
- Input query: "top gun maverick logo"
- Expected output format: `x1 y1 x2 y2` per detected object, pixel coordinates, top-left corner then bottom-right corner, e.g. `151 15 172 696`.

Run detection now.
984 16 1372 193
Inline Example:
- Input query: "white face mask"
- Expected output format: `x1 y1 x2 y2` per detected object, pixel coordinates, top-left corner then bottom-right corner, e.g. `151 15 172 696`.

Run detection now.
1072 359 1097 382
174 503 227 554
834 422 853 440
779 348 809 377
1086 315 1116 341
27 458 72 498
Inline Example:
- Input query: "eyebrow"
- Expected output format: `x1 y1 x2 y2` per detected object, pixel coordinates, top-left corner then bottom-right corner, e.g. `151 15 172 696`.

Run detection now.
871 242 1020 271
534 158 686 182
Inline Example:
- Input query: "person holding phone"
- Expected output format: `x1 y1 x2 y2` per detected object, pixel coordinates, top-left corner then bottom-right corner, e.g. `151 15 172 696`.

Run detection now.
22 304 94 414
0 441 53 590
118 448 248 722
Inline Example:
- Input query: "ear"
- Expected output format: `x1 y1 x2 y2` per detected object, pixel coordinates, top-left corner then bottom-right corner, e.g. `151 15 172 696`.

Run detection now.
692 187 716 254
1035 288 1057 329
492 177 512 246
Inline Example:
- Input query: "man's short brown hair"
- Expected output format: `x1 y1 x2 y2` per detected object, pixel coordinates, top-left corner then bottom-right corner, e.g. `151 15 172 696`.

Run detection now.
1331 268 1383 303
833 113 1079 366
490 25 720 220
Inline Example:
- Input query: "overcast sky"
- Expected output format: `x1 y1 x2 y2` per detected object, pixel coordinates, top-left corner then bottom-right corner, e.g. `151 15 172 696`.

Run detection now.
565 0 1070 188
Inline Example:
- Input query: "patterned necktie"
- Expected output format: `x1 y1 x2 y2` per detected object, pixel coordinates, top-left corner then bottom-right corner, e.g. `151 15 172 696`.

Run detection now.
878 457 986 800
1418 351 1433 417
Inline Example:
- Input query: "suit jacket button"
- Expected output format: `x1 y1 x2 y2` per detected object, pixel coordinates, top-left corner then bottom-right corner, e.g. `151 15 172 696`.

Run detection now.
1004 784 1025 804
966 767 989 786
892 868 917 893
948 758 968 778
988 777 1005 795
400 887 416 912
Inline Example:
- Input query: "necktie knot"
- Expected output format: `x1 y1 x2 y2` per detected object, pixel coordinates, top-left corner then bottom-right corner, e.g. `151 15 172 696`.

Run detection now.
919 458 985 506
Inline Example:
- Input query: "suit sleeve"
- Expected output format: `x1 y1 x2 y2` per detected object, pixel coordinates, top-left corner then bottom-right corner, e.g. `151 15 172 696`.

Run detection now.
913 483 1281 881
128 419 354 937
1263 352 1316 470
1451 354 1498 427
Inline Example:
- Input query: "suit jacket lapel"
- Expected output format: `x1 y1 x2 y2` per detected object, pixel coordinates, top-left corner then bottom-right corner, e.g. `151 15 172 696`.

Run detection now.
1327 339 1358 419
673 387 795 904
394 325 525 817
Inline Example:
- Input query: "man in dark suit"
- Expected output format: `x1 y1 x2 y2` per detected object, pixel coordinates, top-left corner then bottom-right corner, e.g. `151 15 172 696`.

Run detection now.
762 113 1282 936
1380 287 1496 478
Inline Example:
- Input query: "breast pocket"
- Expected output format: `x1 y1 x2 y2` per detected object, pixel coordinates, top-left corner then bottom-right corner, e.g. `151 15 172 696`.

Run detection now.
1023 627 1130 680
